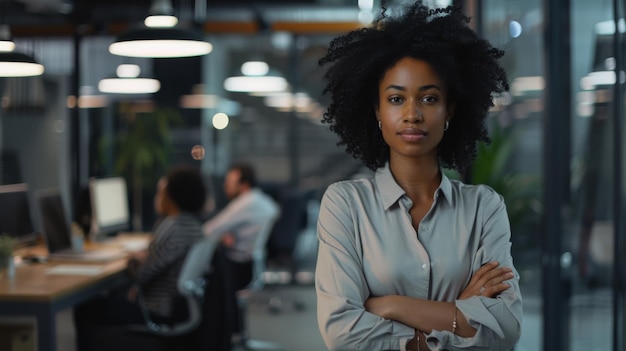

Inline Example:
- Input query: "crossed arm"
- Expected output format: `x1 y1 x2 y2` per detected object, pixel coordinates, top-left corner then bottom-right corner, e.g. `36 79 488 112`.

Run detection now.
365 262 513 350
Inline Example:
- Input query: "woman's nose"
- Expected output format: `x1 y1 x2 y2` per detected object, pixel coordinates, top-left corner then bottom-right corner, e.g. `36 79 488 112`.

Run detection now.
404 103 423 122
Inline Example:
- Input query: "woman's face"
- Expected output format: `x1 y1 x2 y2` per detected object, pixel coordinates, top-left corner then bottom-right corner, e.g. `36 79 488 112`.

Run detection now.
376 57 451 164
154 177 175 215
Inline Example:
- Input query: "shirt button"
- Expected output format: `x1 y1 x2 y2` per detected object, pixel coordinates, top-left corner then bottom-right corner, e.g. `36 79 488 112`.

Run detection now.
421 264 428 270
421 225 427 231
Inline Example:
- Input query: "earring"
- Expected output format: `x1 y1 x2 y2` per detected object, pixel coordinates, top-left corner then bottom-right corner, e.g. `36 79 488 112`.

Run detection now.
378 121 382 130
444 121 449 131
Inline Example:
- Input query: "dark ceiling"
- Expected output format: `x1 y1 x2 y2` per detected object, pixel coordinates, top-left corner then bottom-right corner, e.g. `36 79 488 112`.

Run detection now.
1 0 360 124
3 0 351 29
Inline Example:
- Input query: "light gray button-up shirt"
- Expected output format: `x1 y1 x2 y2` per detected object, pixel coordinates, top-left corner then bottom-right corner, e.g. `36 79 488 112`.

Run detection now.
315 164 522 351
202 188 279 262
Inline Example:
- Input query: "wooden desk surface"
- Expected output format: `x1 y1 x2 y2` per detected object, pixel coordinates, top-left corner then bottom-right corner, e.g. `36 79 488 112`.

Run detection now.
0 259 128 302
0 233 151 302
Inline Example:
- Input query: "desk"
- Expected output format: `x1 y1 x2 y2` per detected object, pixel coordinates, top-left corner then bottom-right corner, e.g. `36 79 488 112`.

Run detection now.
0 234 150 351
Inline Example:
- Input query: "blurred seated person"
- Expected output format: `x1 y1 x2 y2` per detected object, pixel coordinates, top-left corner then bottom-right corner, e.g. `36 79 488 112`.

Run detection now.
202 162 280 290
73 165 207 351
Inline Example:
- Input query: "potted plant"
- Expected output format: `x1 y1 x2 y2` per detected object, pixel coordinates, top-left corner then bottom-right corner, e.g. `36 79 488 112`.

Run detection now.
446 121 542 226
0 234 17 279
469 122 542 230
99 106 182 231
444 121 542 264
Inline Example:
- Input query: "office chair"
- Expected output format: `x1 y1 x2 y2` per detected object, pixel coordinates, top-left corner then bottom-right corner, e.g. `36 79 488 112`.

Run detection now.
234 216 286 351
131 235 220 337
262 196 319 314
93 235 236 351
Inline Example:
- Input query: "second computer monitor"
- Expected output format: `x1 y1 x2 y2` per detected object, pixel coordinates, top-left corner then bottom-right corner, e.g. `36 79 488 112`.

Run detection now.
89 177 130 237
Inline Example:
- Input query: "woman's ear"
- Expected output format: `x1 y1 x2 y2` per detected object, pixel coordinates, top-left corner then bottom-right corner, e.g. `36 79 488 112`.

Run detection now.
447 104 456 121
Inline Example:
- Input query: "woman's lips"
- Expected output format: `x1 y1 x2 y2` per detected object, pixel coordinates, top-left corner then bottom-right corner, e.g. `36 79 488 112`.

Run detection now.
398 128 427 142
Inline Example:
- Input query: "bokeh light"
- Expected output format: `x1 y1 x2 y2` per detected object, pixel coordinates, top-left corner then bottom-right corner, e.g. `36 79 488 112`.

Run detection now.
212 112 229 130
191 145 205 160
509 20 522 38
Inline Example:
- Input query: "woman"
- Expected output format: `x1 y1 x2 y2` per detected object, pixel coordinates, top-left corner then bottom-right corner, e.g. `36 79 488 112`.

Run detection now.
127 165 207 318
315 2 522 350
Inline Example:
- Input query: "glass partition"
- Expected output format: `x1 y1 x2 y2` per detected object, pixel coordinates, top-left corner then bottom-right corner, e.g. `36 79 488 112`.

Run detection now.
569 1 623 350
481 0 624 350
481 1 544 349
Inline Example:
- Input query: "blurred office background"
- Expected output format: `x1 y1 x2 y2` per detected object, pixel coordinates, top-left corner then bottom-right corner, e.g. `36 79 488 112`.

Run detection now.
0 0 624 350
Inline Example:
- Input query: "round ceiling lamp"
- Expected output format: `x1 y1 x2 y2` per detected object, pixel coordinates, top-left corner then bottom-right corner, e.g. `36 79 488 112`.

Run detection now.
223 76 288 93
0 39 14 52
108 0 211 58
0 51 45 77
0 25 14 52
98 64 160 94
224 60 288 93
0 25 44 77
109 27 212 58
98 77 160 94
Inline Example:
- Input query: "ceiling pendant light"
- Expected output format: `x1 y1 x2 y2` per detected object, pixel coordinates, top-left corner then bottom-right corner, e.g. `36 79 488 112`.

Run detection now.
224 60 288 94
108 0 212 58
0 25 15 52
98 64 160 94
0 25 44 77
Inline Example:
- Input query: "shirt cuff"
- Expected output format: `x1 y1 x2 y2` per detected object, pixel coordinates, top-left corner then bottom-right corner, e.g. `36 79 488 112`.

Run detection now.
392 320 415 351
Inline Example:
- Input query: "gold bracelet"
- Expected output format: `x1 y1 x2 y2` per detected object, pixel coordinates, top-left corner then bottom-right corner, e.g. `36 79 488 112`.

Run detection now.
452 305 458 334
417 331 420 351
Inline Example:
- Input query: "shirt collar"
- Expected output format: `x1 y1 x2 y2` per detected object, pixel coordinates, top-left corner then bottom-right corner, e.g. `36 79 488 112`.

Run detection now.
374 163 453 210
439 171 453 205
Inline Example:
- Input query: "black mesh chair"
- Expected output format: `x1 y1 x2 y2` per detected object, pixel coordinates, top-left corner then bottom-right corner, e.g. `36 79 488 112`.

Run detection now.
93 236 238 351
131 236 219 334
234 216 286 351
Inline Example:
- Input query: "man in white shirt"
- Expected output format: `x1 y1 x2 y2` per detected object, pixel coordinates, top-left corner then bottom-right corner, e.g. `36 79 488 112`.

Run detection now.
202 163 280 290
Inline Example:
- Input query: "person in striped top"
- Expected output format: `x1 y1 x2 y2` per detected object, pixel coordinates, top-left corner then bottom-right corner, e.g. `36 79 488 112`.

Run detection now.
128 165 208 317
74 165 208 351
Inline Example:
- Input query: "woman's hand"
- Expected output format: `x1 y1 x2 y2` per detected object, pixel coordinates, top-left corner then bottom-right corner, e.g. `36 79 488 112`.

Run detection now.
220 233 236 247
459 261 513 299
364 296 394 319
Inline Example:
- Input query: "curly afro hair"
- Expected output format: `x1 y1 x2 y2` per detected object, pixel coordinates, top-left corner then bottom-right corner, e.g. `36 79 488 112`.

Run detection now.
165 165 207 214
319 1 508 172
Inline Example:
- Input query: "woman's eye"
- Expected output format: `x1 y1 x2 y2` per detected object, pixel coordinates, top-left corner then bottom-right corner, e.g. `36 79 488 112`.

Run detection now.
421 95 438 104
389 96 403 104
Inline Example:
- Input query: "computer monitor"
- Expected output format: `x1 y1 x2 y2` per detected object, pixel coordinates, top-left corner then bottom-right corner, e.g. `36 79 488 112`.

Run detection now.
37 189 72 253
89 177 130 237
0 183 37 244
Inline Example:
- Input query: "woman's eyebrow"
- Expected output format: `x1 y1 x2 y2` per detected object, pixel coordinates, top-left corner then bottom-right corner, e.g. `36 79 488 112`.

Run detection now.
383 84 441 91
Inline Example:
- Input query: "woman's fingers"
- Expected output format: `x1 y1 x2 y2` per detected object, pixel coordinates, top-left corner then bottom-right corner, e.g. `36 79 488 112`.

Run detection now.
459 261 514 299
459 263 495 299
482 267 513 286
480 267 514 297
482 281 511 297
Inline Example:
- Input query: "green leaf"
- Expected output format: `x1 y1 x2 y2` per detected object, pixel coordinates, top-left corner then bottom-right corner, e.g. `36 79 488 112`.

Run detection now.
469 121 542 230
98 107 184 190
